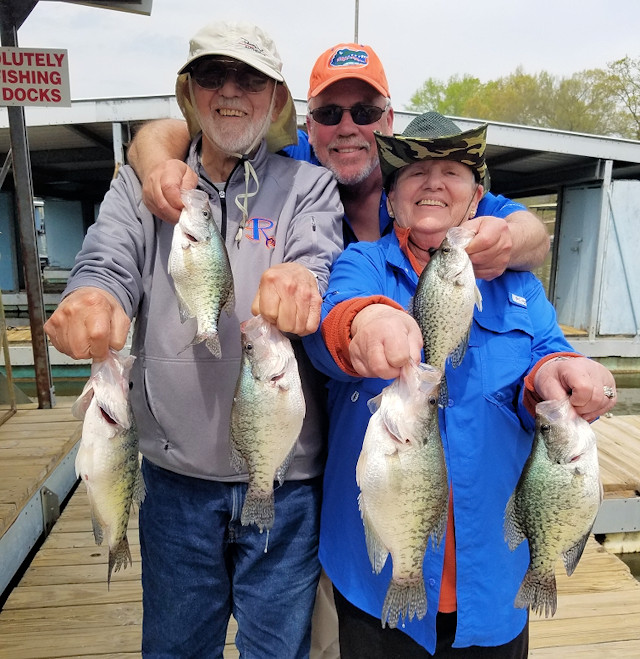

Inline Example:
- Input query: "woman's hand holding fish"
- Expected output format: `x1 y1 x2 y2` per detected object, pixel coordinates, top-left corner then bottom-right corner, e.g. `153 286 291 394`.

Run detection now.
251 263 322 336
349 304 423 380
44 287 130 361
534 356 617 422
141 159 198 224
464 216 512 281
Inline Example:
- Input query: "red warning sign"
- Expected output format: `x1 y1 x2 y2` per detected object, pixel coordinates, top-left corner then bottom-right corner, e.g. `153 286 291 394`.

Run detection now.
0 47 71 107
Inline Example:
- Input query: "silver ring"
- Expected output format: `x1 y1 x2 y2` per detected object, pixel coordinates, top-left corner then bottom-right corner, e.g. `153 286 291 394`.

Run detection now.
603 385 616 399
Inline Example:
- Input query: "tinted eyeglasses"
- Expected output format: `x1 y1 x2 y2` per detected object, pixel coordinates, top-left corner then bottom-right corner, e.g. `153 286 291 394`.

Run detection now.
190 58 272 93
308 101 390 126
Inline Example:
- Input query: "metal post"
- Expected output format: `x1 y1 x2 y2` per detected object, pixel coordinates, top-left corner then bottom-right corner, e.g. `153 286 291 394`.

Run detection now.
354 0 359 43
1 23 54 408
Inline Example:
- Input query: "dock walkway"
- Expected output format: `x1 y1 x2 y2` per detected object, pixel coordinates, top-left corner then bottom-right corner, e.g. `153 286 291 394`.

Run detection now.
1 405 639 657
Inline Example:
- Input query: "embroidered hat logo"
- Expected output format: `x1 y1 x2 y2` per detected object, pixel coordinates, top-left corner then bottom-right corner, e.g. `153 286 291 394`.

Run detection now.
330 48 368 68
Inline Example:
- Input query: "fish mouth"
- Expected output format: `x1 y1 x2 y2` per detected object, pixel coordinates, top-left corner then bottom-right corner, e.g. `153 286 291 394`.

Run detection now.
270 371 285 384
99 405 118 425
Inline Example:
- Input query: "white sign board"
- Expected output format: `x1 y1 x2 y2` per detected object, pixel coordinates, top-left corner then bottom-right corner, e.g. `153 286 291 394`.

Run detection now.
0 47 71 107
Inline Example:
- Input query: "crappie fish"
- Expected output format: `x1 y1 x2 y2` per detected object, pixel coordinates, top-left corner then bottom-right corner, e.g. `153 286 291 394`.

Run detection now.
168 188 234 358
72 350 145 586
230 315 306 532
411 226 482 403
504 397 602 617
356 362 448 628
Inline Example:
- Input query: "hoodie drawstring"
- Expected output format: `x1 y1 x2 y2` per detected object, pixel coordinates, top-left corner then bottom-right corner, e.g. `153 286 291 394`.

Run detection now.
234 158 260 245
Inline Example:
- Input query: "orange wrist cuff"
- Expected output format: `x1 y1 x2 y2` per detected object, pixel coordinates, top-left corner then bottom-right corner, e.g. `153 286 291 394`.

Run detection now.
523 351 582 416
321 296 405 376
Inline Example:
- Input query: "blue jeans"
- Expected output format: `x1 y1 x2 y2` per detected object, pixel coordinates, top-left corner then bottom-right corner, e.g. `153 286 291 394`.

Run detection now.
139 458 322 658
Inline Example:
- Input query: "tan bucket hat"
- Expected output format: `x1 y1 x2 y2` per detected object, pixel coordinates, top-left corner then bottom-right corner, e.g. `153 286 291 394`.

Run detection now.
175 20 298 153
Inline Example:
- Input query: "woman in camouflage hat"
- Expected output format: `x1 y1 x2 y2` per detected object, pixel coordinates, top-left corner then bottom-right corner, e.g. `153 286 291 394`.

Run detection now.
303 112 616 658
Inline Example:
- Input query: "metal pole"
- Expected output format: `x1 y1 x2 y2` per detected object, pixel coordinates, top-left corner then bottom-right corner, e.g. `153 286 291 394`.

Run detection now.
1 23 54 408
354 0 359 43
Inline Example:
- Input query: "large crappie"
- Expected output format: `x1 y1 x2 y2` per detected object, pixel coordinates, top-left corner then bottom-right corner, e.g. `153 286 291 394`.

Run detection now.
504 397 602 617
411 226 482 403
168 188 234 358
356 361 448 628
230 315 306 532
72 349 145 586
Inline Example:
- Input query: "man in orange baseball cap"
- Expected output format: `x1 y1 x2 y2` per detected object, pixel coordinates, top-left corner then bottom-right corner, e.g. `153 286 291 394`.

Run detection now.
301 43 395 245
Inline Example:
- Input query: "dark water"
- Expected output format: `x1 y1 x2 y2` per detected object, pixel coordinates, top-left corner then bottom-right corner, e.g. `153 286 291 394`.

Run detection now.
617 552 640 582
608 388 640 415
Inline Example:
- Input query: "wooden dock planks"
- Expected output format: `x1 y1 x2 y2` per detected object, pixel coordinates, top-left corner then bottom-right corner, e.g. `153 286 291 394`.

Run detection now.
0 409 639 657
0 399 82 541
0 484 238 659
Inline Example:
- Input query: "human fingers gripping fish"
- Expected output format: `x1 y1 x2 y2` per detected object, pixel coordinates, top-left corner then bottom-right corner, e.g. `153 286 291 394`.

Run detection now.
72 349 145 587
230 314 306 532
168 188 234 358
356 361 448 628
504 397 602 617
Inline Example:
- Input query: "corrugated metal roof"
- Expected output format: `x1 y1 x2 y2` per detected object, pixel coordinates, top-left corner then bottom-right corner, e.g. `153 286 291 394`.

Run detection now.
1 95 640 203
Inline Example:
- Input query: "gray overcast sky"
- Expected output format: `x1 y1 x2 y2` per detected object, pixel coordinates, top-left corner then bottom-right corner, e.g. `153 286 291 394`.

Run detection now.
17 0 640 112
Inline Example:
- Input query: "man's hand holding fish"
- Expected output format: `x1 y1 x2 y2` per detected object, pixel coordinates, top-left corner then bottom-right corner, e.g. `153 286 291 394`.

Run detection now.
44 286 130 361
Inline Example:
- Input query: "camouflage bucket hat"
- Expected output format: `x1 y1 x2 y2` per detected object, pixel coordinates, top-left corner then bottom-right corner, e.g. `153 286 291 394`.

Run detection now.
375 111 490 192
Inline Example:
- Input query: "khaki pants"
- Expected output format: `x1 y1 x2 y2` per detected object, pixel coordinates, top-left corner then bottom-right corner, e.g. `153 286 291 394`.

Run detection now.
310 569 340 659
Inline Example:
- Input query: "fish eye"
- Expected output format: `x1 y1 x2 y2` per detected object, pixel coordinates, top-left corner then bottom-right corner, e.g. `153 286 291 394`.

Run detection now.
203 210 211 219
245 342 253 351
540 423 550 434
442 247 450 254
428 396 437 406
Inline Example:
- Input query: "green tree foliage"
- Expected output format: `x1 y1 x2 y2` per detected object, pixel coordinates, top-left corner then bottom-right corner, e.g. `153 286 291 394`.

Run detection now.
406 59 640 139
603 56 640 139
408 74 482 117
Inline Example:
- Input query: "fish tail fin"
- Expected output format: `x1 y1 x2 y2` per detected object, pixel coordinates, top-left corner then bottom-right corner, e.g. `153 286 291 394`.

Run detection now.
241 486 275 532
515 567 557 618
381 577 427 629
108 535 133 588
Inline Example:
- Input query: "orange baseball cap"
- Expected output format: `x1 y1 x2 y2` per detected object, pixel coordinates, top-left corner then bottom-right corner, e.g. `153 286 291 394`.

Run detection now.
307 43 390 100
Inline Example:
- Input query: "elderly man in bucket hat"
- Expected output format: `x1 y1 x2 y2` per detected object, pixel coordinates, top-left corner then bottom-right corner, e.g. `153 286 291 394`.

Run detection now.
302 111 616 658
44 20 343 658
128 43 550 280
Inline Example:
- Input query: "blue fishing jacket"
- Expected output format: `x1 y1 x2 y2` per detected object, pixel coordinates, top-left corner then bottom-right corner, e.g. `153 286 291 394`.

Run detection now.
303 231 575 652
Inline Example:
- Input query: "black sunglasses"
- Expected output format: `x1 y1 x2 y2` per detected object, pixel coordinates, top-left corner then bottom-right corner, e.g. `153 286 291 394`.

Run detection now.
190 58 272 93
309 102 389 126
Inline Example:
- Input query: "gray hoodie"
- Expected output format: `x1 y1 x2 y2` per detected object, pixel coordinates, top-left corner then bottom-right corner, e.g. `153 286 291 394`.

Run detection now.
65 138 344 481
